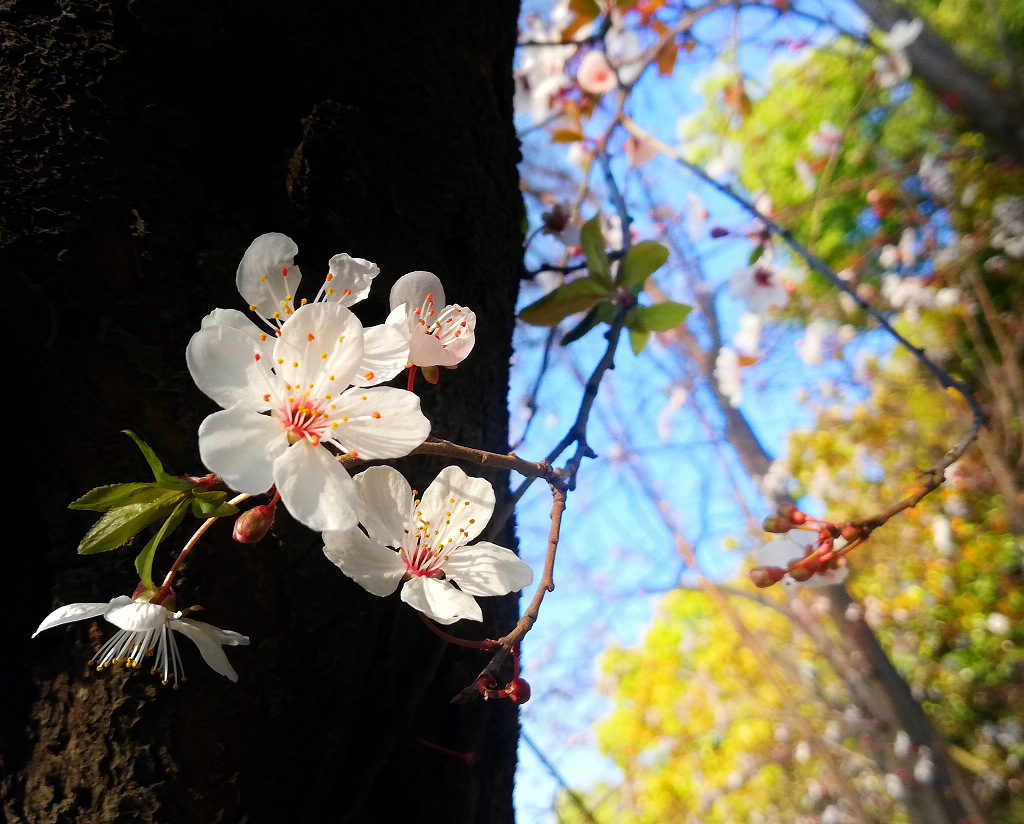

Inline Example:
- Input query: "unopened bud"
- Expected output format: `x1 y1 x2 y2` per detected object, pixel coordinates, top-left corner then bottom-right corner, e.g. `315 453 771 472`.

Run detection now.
750 566 785 588
840 525 862 541
710 226 730 238
778 503 806 524
232 504 276 544
763 515 793 533
789 561 818 582
507 677 532 705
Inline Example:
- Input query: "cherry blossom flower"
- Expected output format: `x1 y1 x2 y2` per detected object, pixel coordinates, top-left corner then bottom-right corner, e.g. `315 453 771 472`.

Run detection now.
389 271 476 368
794 157 816 193
33 595 249 685
756 531 849 588
728 261 789 313
714 347 743 408
873 18 922 88
732 312 763 358
623 134 658 167
323 466 533 625
686 192 708 242
807 120 841 156
577 50 617 95
188 301 429 531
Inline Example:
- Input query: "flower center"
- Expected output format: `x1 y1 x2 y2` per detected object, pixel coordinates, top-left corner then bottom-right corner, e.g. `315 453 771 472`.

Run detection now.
753 268 773 288
278 396 329 446
400 540 446 579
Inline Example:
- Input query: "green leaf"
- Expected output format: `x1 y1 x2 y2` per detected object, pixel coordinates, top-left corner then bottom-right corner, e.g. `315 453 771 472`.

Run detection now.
519 278 614 327
123 430 194 491
748 245 764 265
581 214 612 288
616 241 670 291
191 496 240 519
69 482 169 512
77 492 187 555
135 497 190 588
629 328 650 355
560 302 616 346
629 302 693 333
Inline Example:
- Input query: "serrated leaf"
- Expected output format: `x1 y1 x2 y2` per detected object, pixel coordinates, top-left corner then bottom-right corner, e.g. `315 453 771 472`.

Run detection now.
629 328 650 355
191 496 240 519
630 302 692 332
123 430 194 491
616 241 670 291
560 302 616 346
78 493 186 555
69 482 169 512
519 278 614 327
193 490 228 503
135 497 190 588
581 214 612 288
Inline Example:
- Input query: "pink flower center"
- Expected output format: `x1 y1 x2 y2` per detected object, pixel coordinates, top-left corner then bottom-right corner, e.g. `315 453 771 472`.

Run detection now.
278 396 329 445
754 268 773 288
401 541 446 579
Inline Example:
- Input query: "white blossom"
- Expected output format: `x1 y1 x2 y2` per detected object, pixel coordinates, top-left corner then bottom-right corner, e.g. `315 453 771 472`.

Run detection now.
728 262 789 314
388 271 476 368
577 50 617 95
323 466 533 624
33 595 249 685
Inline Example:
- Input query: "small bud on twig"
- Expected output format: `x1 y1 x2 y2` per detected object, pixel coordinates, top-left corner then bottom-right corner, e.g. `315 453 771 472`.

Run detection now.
750 566 786 588
232 503 277 543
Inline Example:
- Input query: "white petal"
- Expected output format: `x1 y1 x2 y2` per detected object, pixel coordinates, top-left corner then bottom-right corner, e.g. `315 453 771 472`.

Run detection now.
356 323 411 386
198 408 287 494
442 542 533 597
273 440 359 531
236 233 303 320
419 466 495 546
322 528 407 596
390 271 445 313
105 598 174 631
321 253 379 307
200 308 275 360
400 576 482 624
327 387 430 460
408 326 474 367
352 466 414 548
32 599 118 637
187 322 272 411
172 618 249 682
273 302 364 394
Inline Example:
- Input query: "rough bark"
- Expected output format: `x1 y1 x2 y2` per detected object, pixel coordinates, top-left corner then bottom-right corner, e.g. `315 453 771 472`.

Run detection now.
1 1 524 822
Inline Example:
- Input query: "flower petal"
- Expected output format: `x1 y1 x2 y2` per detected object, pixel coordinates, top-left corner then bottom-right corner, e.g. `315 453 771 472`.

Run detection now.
105 598 173 631
236 233 302 320
327 387 430 460
273 439 359 531
200 308 275 360
442 541 533 597
322 528 407 596
390 271 445 314
198 408 287 494
419 466 495 546
32 599 119 637
400 576 482 624
172 618 249 682
356 322 411 386
273 302 364 395
187 321 272 411
321 253 379 307
352 466 414 548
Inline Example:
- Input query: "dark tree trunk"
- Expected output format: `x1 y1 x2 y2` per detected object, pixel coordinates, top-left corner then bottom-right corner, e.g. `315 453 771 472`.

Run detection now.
1 1 524 822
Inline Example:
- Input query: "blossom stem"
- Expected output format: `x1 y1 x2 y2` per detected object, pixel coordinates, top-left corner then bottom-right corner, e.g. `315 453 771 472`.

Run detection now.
416 611 497 651
154 492 251 601
406 365 416 393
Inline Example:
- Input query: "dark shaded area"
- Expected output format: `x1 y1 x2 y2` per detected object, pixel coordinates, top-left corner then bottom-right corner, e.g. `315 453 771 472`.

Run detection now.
1 1 525 821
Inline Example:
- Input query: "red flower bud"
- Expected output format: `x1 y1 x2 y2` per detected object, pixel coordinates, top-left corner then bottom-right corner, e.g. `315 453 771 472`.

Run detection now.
840 525 862 541
710 226 730 238
789 561 817 582
749 566 785 588
232 504 276 544
763 515 793 533
506 677 532 704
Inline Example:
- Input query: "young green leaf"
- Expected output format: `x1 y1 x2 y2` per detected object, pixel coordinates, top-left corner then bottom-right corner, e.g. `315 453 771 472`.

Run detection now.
629 301 692 332
748 245 764 265
519 277 614 327
69 482 170 512
191 495 240 519
77 492 187 555
123 430 194 491
560 302 616 346
616 241 669 291
629 328 650 355
581 214 612 288
135 497 191 588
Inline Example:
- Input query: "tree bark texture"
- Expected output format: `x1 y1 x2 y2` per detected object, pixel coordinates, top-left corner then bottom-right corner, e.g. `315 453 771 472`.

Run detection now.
1 1 525 822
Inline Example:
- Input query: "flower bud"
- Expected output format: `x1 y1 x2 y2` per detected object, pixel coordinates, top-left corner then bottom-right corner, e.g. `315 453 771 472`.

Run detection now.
710 226 730 238
762 515 793 533
778 503 806 524
840 524 862 541
506 677 532 705
232 504 276 544
750 566 785 588
789 561 818 582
